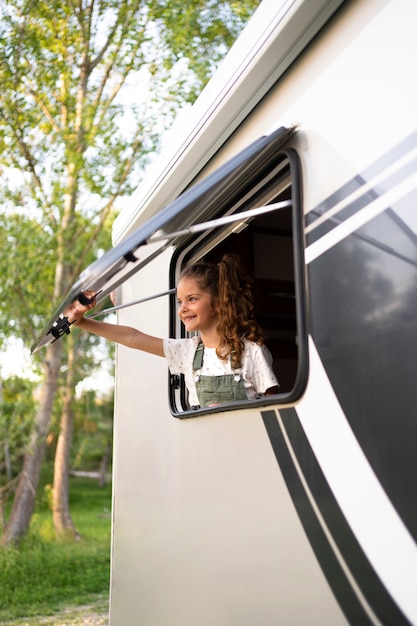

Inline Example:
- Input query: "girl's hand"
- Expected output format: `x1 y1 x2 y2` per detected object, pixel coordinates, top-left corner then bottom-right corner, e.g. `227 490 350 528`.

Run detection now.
65 290 97 324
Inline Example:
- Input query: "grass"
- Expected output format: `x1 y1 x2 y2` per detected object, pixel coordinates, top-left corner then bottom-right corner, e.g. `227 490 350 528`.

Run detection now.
0 475 112 623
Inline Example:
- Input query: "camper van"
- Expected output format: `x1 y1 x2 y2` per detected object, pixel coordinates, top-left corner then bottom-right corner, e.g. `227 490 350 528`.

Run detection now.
33 0 417 623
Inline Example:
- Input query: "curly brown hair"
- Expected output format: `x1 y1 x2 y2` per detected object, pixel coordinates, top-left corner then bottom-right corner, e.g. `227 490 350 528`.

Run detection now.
180 254 264 367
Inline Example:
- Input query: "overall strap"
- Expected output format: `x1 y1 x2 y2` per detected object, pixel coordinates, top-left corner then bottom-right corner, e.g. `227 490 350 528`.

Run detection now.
193 340 205 371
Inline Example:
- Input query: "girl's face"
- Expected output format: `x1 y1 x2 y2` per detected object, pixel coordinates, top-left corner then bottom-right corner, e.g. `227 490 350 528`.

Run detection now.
176 277 218 334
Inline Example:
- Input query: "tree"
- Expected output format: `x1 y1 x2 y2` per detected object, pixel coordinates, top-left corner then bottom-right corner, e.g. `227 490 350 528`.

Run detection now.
52 320 112 537
52 335 79 537
0 374 36 529
71 388 115 487
0 0 260 545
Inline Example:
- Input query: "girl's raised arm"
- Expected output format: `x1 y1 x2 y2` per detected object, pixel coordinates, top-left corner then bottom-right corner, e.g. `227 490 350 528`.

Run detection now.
66 292 165 357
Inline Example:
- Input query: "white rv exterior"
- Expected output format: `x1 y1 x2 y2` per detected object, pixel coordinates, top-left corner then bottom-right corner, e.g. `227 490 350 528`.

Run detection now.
108 1 417 624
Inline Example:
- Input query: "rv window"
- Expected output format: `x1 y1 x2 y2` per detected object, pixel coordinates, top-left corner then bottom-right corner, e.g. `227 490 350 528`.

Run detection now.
169 150 307 417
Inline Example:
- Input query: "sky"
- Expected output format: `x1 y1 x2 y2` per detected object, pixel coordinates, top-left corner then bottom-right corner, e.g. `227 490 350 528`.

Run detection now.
0 335 114 396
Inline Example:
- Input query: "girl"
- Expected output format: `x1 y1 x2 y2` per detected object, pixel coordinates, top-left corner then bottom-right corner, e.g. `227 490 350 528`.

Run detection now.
67 254 279 408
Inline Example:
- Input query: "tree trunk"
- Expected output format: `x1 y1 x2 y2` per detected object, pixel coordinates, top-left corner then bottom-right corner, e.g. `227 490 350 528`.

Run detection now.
0 442 13 530
52 339 80 538
4 442 12 483
1 340 63 546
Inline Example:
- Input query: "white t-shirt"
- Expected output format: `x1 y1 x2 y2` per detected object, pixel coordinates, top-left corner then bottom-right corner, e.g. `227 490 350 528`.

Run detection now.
163 336 279 407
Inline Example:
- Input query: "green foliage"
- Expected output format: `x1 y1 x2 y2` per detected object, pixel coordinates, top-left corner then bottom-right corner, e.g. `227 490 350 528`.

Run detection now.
0 0 260 221
41 383 114 474
0 0 259 349
0 1 157 204
153 0 261 99
45 385 115 470
0 212 56 344
0 476 112 622
0 376 36 475
72 390 114 471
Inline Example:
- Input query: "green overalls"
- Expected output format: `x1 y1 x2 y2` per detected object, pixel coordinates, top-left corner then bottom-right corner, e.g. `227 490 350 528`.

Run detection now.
193 341 247 408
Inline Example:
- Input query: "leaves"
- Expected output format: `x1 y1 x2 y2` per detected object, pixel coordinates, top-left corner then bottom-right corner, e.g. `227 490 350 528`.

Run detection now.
151 0 260 97
0 375 36 473
0 0 260 352
0 212 55 342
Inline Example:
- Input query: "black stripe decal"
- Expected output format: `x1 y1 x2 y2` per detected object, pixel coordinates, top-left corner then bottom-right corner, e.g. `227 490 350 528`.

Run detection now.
261 408 411 626
306 128 417 233
306 153 417 247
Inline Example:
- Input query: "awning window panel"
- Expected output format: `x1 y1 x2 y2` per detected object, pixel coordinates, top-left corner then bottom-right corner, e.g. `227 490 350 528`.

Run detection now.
31 125 295 353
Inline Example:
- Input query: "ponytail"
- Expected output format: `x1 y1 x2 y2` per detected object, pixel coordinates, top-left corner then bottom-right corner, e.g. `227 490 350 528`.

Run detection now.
217 254 264 367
